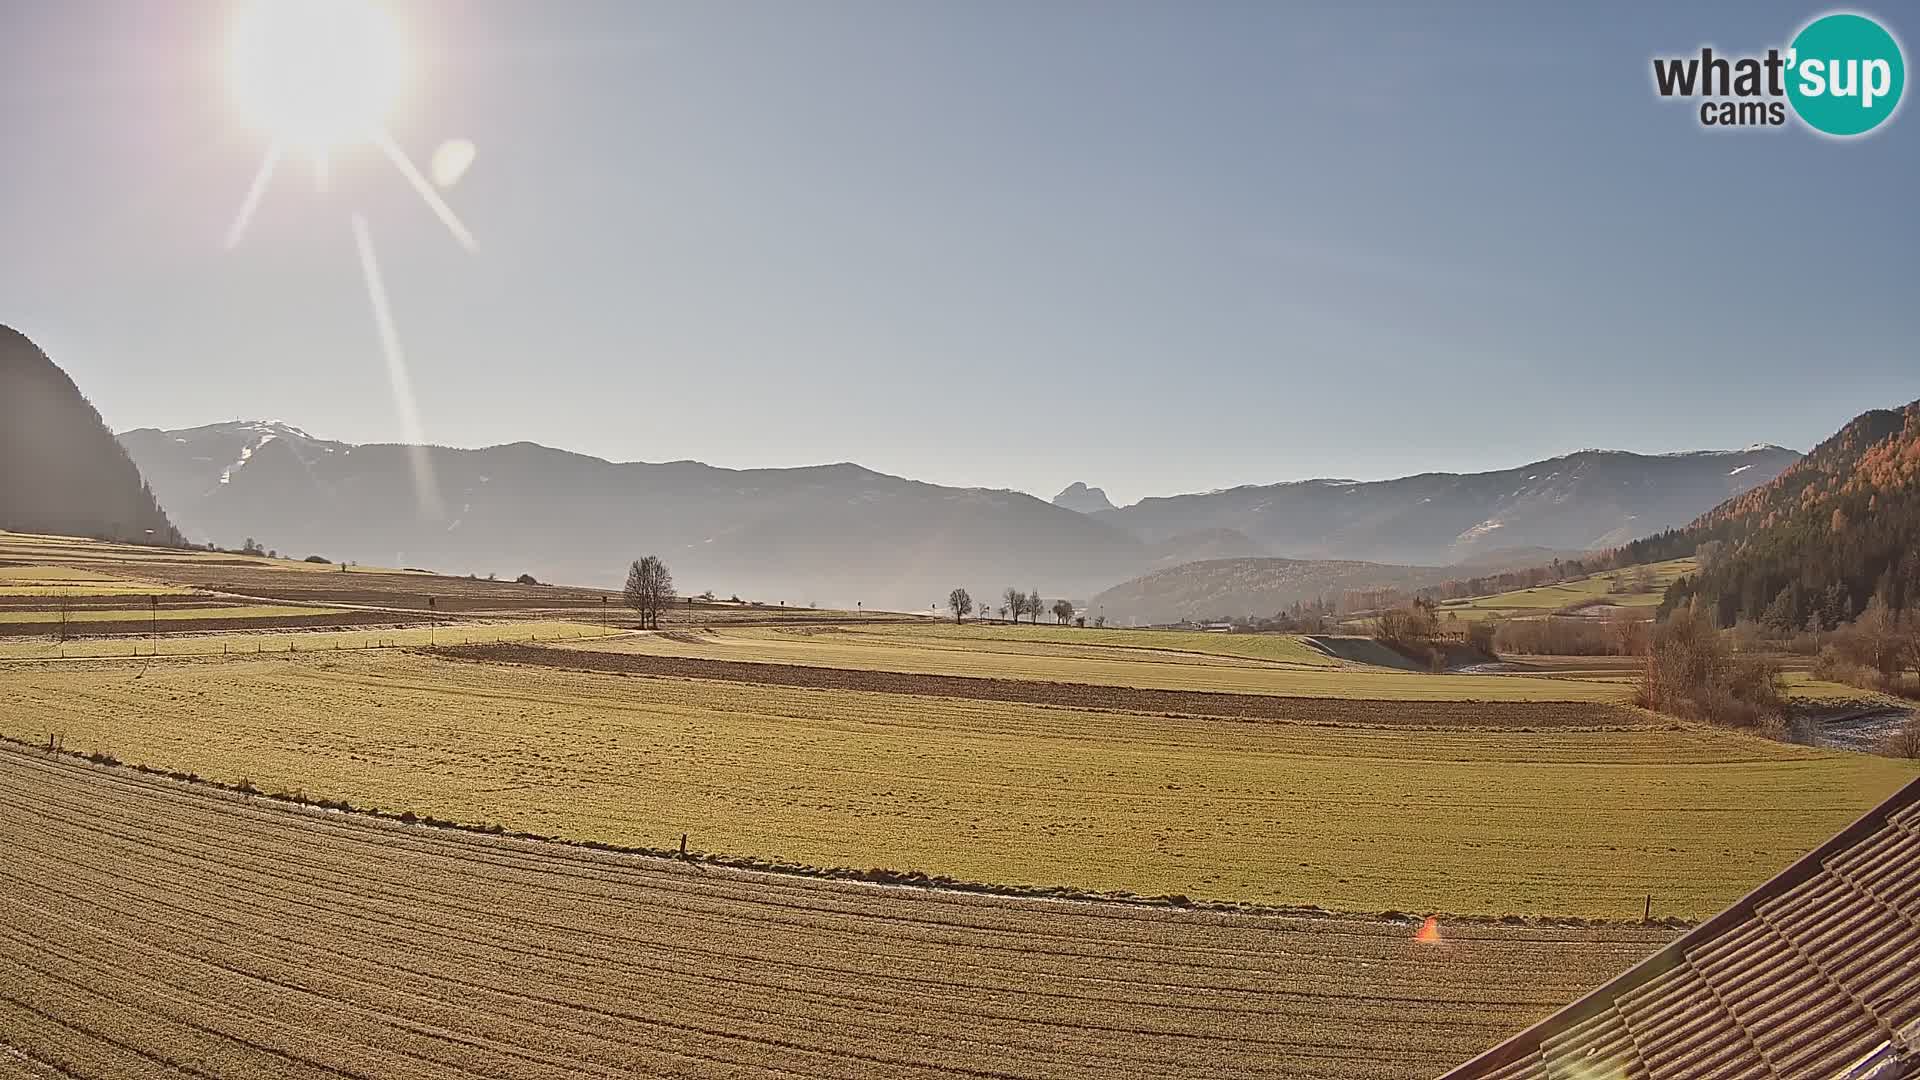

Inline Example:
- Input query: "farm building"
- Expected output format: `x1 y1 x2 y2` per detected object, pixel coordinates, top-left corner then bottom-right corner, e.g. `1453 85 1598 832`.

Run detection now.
1440 776 1920 1080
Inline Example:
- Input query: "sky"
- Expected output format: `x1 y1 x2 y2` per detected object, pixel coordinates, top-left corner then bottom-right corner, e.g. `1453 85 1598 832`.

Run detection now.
2 1 1916 507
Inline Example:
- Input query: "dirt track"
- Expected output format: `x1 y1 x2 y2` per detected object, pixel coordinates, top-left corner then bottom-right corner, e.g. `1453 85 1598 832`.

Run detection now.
0 746 1674 1079
434 643 1646 729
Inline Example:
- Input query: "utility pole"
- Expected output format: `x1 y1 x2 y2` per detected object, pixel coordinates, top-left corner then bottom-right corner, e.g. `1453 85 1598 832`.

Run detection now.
601 595 608 631
149 595 158 655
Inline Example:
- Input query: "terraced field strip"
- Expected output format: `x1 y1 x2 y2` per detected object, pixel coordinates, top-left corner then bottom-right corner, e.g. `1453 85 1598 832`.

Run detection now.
0 746 1677 1079
0 604 339 624
0 621 615 660
562 627 1631 702
0 564 196 597
3 650 1910 917
862 624 1345 666
446 643 1647 727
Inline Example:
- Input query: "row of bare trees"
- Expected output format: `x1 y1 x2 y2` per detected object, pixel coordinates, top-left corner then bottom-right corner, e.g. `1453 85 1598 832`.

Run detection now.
945 587 1076 625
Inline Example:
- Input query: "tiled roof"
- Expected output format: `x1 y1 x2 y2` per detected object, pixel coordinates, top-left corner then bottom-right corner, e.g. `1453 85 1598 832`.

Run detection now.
1439 776 1920 1080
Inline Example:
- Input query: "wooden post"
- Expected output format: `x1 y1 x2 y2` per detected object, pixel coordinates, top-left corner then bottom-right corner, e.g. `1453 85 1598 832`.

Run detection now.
679 833 687 858
1645 894 1652 922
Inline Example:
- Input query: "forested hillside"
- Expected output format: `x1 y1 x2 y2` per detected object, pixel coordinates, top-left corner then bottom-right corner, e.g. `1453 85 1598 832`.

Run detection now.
1645 400 1920 629
0 326 179 545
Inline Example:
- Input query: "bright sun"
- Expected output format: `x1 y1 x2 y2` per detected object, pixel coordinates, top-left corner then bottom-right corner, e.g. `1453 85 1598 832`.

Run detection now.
227 0 407 149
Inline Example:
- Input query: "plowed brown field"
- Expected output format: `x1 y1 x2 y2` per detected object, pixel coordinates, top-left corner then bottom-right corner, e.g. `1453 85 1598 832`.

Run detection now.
0 746 1675 1080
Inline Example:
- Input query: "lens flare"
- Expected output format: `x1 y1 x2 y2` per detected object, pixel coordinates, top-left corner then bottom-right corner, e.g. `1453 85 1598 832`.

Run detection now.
431 139 477 188
1414 915 1443 944
226 0 407 150
351 214 444 520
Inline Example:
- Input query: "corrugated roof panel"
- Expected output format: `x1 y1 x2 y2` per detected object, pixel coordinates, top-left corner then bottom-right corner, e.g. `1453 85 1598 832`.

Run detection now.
1541 1007 1645 1080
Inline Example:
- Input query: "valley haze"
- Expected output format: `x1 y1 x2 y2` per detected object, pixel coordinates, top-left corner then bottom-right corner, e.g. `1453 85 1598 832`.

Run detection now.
120 417 1796 615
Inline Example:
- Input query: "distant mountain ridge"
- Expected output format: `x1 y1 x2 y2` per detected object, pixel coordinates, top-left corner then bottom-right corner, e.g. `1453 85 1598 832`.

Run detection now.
1 326 179 545
121 419 1801 610
119 421 1159 608
1051 482 1116 514
1095 446 1798 566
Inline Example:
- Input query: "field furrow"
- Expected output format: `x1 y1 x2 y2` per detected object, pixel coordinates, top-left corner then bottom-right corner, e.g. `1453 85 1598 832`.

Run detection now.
0 747 1677 1079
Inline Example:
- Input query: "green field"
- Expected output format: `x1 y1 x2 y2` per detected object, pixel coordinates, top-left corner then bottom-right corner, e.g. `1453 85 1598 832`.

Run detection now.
1437 558 1696 621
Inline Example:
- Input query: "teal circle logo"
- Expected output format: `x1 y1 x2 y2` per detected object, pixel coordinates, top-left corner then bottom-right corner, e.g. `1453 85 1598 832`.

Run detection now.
1787 13 1905 136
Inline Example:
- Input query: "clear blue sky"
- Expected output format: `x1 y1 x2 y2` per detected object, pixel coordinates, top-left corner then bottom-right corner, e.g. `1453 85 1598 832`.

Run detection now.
3 1 1915 506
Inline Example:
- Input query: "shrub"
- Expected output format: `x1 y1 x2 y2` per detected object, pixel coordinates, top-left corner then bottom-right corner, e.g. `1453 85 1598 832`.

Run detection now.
1495 616 1619 656
1371 603 1438 650
1464 619 1497 657
1635 604 1786 728
1882 714 1920 759
514 573 541 586
303 554 331 564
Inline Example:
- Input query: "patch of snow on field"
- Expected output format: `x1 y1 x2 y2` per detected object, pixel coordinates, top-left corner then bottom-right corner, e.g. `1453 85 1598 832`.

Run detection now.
1729 464 1753 476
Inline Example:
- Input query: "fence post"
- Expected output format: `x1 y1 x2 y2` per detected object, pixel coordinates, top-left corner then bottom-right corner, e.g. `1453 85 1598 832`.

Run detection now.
1645 894 1652 922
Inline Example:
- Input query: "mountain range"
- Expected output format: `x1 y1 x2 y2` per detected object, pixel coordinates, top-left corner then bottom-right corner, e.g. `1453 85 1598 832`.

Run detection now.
117 417 1799 613
0 326 179 545
1084 445 1798 566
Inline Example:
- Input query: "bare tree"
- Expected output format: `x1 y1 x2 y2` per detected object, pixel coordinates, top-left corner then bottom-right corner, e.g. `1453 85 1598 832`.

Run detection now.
947 588 973 624
624 555 675 630
1052 598 1074 625
998 605 1009 621
1003 587 1024 625
1884 713 1920 759
1027 589 1042 626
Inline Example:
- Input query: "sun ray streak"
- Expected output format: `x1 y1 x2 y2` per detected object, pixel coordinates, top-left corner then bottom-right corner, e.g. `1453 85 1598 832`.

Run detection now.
224 141 283 249
351 213 445 519
375 129 477 251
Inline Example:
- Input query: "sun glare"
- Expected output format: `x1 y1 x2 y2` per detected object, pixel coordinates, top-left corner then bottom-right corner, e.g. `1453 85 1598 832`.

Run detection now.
227 0 407 149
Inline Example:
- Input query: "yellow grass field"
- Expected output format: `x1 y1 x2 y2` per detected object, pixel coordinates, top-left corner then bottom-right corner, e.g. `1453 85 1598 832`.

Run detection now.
883 622 1346 665
0 620 613 659
0 603 337 624
557 625 1635 701
0 564 195 597
2 649 1910 919
0 746 1680 1080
